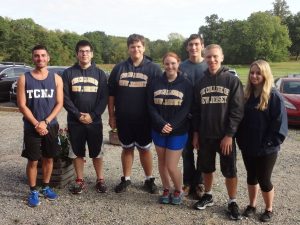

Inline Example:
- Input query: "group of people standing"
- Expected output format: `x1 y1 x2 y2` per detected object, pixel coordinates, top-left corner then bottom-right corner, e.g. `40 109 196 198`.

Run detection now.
17 33 288 223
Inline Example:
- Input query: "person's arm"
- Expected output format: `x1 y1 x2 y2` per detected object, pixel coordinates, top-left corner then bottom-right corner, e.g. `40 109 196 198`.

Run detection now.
262 90 288 147
45 74 63 123
89 71 108 121
147 80 168 132
62 70 81 120
17 74 48 135
168 80 193 130
221 77 244 155
108 66 119 129
108 96 116 129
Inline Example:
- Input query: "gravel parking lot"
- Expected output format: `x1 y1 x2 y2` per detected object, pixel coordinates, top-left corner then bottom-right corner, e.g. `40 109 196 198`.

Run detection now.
0 106 299 225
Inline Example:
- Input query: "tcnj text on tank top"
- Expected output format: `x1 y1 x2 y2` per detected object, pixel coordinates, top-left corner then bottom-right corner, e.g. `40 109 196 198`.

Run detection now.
26 89 54 98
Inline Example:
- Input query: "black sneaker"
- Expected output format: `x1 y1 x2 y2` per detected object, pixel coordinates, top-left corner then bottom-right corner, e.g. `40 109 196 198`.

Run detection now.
96 179 108 193
243 205 256 217
143 178 159 194
228 202 242 220
193 193 214 210
69 179 86 194
260 210 273 222
115 176 131 193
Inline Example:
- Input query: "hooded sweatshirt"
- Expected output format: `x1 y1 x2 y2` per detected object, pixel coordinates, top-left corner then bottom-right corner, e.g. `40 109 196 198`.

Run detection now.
108 56 162 122
193 66 244 139
236 88 288 156
148 72 193 135
63 62 108 124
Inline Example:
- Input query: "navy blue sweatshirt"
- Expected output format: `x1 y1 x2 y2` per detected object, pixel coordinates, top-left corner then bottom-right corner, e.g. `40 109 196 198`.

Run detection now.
108 56 162 122
148 72 193 135
236 88 288 156
62 62 108 124
193 66 244 139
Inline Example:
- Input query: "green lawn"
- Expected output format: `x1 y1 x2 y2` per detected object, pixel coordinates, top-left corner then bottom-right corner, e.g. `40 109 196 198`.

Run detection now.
100 61 300 85
229 61 300 85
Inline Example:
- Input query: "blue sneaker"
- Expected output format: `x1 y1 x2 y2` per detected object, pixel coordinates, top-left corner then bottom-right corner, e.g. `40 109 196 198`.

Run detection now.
41 186 58 201
28 190 40 207
171 190 184 205
159 189 170 204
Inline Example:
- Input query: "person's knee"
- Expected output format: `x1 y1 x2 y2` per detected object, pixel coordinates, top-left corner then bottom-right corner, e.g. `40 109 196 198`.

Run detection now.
260 181 273 192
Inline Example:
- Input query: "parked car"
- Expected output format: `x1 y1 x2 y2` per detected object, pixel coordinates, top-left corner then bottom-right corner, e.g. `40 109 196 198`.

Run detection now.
0 64 32 102
9 66 69 103
275 76 300 125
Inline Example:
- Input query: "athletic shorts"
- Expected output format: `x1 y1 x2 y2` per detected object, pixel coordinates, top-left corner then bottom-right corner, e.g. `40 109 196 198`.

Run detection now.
116 120 152 150
68 122 103 158
152 130 188 150
21 123 60 161
198 138 237 178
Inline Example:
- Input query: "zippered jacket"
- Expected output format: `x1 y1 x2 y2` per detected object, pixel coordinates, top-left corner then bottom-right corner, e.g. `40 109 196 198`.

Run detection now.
193 66 244 138
108 56 162 122
63 62 108 124
148 72 193 135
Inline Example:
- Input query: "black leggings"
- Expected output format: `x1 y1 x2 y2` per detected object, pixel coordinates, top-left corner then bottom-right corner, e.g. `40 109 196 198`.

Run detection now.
242 152 277 192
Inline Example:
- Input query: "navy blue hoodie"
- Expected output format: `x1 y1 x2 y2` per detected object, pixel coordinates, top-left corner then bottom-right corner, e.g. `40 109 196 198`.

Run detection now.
108 56 162 122
63 62 108 124
236 88 288 156
148 72 193 135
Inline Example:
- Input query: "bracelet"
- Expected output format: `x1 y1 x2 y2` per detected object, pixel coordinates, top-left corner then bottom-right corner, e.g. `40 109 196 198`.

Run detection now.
44 119 49 125
34 122 40 128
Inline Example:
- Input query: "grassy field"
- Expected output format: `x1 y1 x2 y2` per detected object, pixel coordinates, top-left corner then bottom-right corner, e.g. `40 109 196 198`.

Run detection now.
99 61 300 85
228 61 300 84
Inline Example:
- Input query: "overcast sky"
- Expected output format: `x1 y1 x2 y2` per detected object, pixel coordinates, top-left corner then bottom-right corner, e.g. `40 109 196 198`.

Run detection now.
1 0 299 41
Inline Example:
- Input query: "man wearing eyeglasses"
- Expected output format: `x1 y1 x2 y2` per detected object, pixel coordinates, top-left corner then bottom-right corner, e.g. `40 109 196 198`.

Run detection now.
63 40 108 194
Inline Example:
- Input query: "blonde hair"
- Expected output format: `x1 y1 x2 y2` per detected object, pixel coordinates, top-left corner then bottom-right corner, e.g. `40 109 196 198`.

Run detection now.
244 60 274 111
204 44 223 55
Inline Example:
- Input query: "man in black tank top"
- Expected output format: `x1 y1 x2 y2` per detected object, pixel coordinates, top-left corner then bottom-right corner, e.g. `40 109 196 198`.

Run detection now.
17 45 63 207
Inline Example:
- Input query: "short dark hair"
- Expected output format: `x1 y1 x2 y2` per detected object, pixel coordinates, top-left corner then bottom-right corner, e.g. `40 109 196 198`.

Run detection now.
75 40 93 53
127 34 145 47
32 44 49 54
185 34 204 47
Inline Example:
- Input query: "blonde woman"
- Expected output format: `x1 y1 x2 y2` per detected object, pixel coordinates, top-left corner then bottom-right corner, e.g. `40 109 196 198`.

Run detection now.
236 60 288 222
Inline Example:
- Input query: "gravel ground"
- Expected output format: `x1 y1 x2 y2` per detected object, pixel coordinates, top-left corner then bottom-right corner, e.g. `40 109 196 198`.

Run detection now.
0 108 299 225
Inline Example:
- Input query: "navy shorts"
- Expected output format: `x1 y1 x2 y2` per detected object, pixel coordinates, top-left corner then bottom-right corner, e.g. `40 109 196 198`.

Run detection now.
152 130 188 150
68 122 103 158
116 120 152 150
21 123 60 161
198 138 237 178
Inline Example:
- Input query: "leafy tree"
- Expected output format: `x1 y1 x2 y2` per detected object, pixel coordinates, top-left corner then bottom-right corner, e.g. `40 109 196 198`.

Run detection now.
286 12 300 60
149 40 169 62
83 31 108 63
247 12 291 61
5 18 37 64
167 33 185 56
272 0 291 23
199 14 224 45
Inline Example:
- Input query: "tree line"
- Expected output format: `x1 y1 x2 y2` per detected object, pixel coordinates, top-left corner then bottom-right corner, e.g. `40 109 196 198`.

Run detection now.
0 0 299 66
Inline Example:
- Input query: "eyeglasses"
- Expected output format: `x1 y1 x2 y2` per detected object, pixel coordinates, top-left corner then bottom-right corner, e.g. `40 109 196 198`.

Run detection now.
78 50 91 54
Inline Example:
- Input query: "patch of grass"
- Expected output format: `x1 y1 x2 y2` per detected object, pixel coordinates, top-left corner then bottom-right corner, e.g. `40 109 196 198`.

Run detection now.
228 61 300 85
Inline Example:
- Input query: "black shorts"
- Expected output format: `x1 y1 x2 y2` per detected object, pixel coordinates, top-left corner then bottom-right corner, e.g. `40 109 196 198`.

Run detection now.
116 120 152 150
68 122 103 158
198 138 237 178
21 123 60 161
